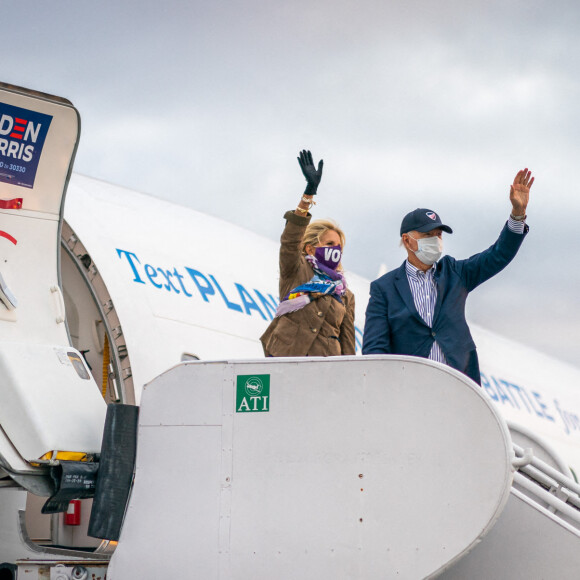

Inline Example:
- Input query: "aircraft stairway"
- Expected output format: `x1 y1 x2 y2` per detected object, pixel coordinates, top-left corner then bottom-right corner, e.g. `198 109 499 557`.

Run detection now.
439 444 580 579
108 355 516 580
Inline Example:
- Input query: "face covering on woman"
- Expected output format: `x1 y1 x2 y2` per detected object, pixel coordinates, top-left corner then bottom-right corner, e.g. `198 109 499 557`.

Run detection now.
314 245 342 270
411 236 443 266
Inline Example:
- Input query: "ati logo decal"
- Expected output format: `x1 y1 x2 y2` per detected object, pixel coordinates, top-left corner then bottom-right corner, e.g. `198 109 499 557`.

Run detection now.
426 211 437 221
236 374 270 413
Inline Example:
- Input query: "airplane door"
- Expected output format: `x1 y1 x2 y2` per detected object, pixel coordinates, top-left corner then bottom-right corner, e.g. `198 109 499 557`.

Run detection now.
0 82 79 344
0 84 106 479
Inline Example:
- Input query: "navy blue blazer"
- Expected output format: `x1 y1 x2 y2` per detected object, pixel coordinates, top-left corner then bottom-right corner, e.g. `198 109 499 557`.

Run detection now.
362 222 528 384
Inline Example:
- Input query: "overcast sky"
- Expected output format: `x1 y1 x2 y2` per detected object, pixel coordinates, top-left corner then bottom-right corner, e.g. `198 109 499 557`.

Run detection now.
4 0 580 366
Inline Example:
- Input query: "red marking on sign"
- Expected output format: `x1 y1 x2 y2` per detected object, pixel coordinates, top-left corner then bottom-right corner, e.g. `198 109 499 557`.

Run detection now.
0 198 23 210
0 231 17 245
10 119 26 139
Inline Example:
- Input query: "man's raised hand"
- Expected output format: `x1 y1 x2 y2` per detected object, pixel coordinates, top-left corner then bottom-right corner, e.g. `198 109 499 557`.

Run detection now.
510 168 534 216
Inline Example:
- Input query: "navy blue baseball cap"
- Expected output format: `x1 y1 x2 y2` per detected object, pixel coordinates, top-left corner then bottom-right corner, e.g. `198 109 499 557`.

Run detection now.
400 208 453 236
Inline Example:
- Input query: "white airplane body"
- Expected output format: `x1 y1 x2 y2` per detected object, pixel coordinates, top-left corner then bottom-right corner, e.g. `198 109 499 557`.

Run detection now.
476 327 580 476
1 82 580 578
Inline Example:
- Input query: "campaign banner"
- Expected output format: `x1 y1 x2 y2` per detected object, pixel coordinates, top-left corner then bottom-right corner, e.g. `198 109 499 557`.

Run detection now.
0 102 53 189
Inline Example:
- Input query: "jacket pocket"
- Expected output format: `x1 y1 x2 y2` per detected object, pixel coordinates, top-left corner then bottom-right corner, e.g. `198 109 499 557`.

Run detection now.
266 315 301 356
326 335 342 356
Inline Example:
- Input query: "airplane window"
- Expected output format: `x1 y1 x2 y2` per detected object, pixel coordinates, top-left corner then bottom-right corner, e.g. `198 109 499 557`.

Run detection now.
181 353 200 362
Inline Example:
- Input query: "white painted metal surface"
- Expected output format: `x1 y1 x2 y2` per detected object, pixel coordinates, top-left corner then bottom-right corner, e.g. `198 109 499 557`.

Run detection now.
0 84 78 344
0 86 105 470
0 489 41 563
439 485 580 579
0 342 106 461
108 356 514 580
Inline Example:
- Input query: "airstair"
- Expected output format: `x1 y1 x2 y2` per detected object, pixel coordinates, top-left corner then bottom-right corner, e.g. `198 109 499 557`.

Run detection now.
105 356 580 580
107 356 515 579
439 444 580 579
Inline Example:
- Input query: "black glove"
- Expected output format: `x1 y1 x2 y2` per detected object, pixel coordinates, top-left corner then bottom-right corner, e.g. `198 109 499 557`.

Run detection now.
297 149 323 196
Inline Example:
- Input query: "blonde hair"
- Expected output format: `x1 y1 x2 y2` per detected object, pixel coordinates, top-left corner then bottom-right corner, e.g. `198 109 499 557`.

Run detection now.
302 220 346 270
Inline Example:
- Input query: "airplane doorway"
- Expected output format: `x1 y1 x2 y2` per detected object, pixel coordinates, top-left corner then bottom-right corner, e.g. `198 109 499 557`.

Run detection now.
60 220 134 406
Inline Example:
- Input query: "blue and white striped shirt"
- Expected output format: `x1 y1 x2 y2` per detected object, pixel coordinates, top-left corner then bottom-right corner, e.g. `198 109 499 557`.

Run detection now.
405 216 526 364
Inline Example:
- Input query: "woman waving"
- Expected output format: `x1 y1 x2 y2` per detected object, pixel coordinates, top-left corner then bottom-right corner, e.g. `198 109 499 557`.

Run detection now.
260 150 355 357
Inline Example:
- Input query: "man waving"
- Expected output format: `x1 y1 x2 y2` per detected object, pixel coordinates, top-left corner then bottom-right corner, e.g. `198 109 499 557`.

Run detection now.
362 169 534 385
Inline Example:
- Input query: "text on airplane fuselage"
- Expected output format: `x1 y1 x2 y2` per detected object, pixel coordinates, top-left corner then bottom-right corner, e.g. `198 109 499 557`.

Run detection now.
481 372 580 438
116 248 364 351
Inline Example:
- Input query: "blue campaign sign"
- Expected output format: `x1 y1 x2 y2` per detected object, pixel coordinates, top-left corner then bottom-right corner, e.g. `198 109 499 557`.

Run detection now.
0 102 53 189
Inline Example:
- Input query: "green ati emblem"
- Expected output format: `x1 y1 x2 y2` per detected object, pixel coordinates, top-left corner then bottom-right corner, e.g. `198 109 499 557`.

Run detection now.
236 374 270 413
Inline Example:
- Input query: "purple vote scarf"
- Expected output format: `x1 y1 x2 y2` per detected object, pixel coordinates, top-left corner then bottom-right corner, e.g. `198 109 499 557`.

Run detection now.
274 253 347 318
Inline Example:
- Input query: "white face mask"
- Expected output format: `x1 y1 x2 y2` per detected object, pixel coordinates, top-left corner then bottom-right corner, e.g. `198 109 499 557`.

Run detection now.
409 235 443 265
